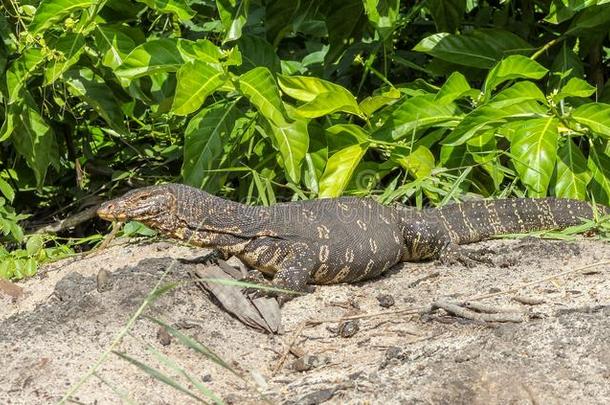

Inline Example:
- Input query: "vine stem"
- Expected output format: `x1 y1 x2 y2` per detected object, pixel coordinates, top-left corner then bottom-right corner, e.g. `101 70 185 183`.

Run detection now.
531 36 564 60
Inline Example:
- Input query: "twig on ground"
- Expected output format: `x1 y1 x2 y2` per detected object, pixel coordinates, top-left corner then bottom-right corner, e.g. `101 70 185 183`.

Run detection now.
273 321 309 375
408 271 440 287
512 295 545 305
429 300 524 323
462 300 521 314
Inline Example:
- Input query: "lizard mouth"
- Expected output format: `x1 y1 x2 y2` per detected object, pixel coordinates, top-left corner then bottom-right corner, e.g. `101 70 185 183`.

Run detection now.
97 202 126 222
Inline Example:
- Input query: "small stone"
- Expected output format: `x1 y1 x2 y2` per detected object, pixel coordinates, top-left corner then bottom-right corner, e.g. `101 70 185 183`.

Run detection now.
202 374 212 382
96 269 112 293
376 294 395 308
299 389 335 405
385 346 402 360
292 354 320 372
154 242 172 251
157 326 172 346
338 320 359 338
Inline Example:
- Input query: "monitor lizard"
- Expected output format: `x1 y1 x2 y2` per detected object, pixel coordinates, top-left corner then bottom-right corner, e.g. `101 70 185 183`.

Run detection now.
97 183 608 300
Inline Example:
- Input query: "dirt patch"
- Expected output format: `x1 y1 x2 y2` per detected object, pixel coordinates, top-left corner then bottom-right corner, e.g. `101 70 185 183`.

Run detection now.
1 237 609 404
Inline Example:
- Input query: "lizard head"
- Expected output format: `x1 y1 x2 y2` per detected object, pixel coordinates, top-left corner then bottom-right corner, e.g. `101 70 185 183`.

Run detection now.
97 185 177 223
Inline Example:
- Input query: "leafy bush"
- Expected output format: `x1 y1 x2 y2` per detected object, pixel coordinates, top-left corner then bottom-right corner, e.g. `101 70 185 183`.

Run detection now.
1 0 610 277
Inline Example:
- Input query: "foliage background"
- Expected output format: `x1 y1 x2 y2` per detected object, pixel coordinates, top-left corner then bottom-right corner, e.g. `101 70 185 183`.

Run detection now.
1 0 610 278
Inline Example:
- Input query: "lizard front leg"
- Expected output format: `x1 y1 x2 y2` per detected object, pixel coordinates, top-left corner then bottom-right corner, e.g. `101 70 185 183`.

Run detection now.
265 245 317 304
239 240 316 304
437 242 494 267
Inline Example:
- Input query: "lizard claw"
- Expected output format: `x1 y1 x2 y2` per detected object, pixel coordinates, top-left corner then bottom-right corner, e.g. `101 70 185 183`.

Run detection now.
241 272 311 305
439 244 495 267
178 250 223 265
241 271 271 295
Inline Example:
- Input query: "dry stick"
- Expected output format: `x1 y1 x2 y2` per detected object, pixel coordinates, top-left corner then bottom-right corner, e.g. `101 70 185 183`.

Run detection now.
512 295 546 305
431 300 524 323
462 300 521 314
92 221 123 254
272 321 309 375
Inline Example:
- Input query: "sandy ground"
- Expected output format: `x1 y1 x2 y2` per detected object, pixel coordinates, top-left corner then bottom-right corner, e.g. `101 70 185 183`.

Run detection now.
1 236 609 404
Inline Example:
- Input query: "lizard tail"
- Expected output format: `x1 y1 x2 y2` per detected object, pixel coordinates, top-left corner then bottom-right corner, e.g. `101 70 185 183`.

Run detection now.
434 198 609 244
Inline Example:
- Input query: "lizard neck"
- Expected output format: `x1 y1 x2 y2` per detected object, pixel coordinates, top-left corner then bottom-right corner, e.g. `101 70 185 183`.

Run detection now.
170 184 266 233
156 184 271 254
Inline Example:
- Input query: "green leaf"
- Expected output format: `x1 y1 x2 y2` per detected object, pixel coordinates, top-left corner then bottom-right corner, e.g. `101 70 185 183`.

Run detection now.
4 48 44 105
467 130 504 189
587 139 610 205
373 94 461 141
326 124 370 148
238 67 288 126
44 32 86 85
325 0 367 63
567 3 610 35
444 101 545 145
178 39 224 64
413 29 534 68
426 0 466 32
510 117 559 197
278 75 363 118
555 77 596 100
135 0 195 21
439 143 472 169
434 72 474 104
122 221 156 236
115 38 184 81
0 178 14 202
95 25 145 69
216 0 249 43
555 139 591 199
488 81 547 109
318 143 368 198
29 0 97 34
9 96 59 187
26 235 44 256
483 55 548 97
363 0 400 39
235 35 281 74
269 116 309 183
303 124 328 193
296 92 363 118
548 42 585 91
359 87 402 117
182 101 239 191
278 75 339 102
545 0 601 24
17 258 38 278
172 61 226 116
572 103 610 137
264 0 301 45
394 145 435 179
64 71 127 134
